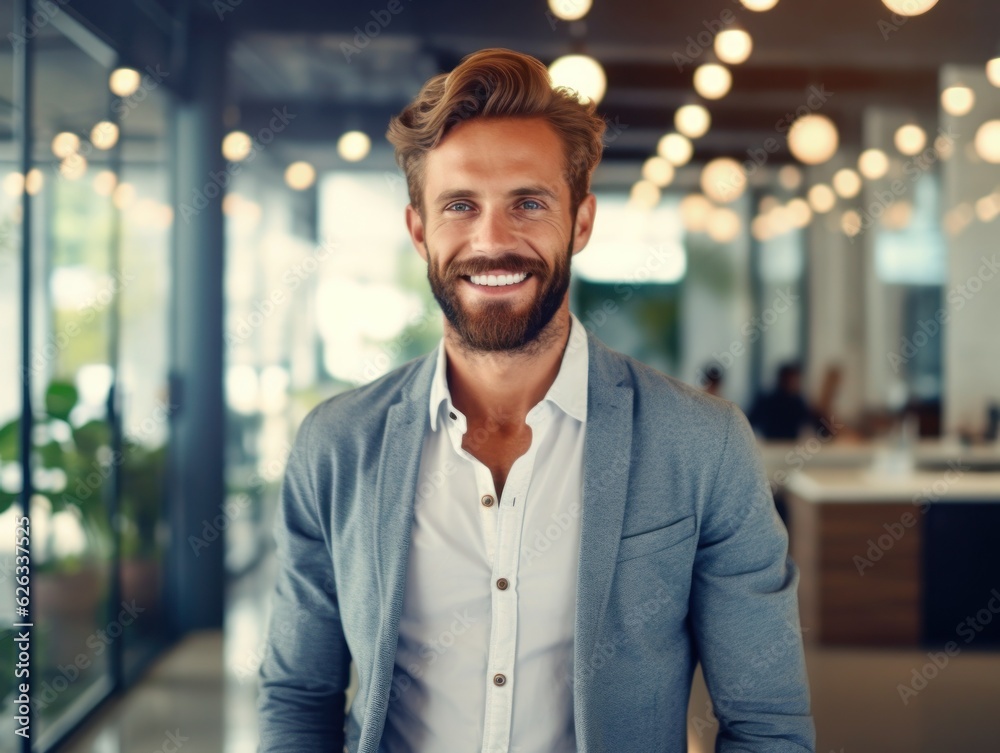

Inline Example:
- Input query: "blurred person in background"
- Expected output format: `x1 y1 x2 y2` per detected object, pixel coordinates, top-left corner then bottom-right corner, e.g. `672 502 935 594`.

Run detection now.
700 362 725 397
257 48 814 753
748 362 821 441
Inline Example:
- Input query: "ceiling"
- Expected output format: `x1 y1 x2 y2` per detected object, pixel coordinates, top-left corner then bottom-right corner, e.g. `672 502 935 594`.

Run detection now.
222 0 1000 183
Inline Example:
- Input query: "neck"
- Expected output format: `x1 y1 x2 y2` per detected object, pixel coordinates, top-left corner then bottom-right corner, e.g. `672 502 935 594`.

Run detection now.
442 305 571 432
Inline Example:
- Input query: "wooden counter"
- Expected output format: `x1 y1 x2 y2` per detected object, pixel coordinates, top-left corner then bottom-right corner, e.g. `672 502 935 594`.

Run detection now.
783 467 1000 647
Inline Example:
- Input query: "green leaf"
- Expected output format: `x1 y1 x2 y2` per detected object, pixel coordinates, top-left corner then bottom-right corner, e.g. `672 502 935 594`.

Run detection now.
0 418 18 461
36 439 64 467
45 381 79 421
72 420 111 458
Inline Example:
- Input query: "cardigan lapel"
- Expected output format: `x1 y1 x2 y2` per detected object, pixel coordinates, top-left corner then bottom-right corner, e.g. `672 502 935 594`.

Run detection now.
362 349 436 748
573 332 634 751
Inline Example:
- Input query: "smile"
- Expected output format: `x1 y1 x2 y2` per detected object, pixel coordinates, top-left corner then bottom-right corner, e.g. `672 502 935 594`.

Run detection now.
464 272 531 287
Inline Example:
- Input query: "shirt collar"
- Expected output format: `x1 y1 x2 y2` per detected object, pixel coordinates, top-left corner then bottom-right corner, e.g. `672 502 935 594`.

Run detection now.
429 311 589 431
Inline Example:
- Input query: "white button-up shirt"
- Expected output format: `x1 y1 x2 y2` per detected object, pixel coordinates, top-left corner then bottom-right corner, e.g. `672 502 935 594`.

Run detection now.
382 312 588 753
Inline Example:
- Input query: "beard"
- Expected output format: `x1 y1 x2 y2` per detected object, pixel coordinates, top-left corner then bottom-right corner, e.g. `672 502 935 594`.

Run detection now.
426 241 573 354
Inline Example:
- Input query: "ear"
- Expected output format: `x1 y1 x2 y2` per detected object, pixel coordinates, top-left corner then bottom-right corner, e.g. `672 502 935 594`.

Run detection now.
405 204 428 262
571 193 597 257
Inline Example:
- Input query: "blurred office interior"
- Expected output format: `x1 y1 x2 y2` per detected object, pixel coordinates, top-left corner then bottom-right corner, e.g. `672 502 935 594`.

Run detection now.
0 0 999 751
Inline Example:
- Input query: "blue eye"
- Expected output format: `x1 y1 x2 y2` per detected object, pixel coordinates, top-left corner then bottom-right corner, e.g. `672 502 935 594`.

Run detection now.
447 202 472 212
520 200 543 210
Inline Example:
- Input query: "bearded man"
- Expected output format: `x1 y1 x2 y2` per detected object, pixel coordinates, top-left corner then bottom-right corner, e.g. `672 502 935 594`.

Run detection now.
257 47 815 753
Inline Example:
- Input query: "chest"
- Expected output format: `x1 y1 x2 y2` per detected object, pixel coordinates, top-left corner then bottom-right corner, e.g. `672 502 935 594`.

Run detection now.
461 424 533 499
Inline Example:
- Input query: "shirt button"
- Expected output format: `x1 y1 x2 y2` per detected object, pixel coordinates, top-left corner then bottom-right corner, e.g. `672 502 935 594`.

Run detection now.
496 577 509 590
481 494 495 507
493 673 506 686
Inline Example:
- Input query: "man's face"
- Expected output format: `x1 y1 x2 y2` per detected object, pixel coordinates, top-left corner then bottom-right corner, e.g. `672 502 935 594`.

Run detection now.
405 116 595 353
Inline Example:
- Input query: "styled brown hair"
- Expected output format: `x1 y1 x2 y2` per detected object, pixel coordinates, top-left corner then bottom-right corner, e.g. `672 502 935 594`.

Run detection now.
386 48 607 214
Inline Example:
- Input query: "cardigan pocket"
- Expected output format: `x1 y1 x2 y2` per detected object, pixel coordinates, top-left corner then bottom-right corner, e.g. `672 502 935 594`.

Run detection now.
615 515 697 563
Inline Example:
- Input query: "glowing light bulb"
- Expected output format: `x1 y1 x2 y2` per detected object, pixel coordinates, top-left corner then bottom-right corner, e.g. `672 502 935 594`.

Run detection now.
988 58 1000 88
714 29 753 65
285 161 317 190
941 86 975 117
808 184 836 214
109 67 141 97
788 114 839 165
90 121 119 150
693 64 732 100
680 194 713 233
858 149 890 180
629 180 661 210
52 132 80 158
547 0 592 21
833 169 862 199
675 105 711 139
657 133 693 167
548 54 606 105
337 131 371 162
881 0 938 17
222 131 252 162
641 156 675 187
974 120 1000 164
895 124 927 156
701 157 747 204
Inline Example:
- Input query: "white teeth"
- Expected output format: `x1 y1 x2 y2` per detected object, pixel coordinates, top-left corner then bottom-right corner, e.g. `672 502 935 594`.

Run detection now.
469 272 528 287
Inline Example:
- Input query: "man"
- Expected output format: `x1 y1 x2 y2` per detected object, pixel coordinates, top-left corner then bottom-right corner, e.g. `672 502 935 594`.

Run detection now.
747 362 820 440
257 48 814 753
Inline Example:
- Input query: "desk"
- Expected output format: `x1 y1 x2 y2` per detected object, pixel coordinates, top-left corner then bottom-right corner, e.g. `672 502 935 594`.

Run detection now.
783 467 1000 646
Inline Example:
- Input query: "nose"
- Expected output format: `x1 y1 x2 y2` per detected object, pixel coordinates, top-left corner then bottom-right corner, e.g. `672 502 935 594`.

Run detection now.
473 206 518 254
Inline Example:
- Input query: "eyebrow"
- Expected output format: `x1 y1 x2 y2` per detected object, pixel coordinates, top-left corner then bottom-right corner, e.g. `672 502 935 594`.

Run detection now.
433 186 560 205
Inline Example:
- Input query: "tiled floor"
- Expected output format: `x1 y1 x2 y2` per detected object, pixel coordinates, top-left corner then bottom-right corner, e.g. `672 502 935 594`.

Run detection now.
56 553 1000 753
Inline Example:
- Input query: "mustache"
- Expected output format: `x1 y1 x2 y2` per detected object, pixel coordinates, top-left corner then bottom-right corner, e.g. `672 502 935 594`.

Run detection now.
447 253 547 278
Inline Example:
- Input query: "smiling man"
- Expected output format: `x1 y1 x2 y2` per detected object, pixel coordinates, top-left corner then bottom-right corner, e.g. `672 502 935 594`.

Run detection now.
257 48 815 753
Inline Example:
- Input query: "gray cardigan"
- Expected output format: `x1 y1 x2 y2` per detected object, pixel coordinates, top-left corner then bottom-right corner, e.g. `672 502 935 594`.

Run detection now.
257 328 815 752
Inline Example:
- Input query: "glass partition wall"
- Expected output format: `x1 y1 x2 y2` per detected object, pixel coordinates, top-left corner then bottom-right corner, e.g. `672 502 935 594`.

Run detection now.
0 4 175 750
0 1 21 749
